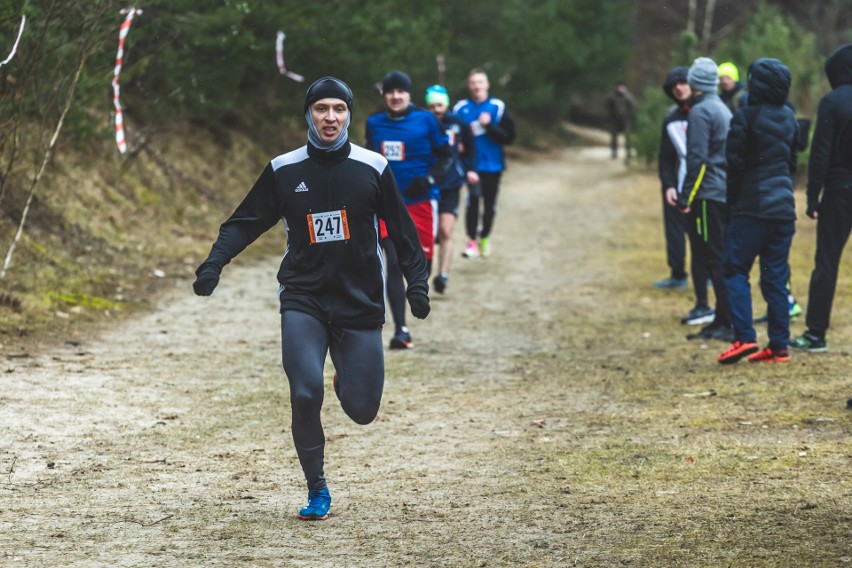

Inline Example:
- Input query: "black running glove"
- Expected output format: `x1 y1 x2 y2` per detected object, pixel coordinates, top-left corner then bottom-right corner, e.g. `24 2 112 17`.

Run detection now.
406 289 431 319
193 264 221 296
806 198 819 219
406 176 434 200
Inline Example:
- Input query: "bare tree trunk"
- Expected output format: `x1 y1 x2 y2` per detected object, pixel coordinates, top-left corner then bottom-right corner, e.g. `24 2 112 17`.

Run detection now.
700 0 718 53
687 0 698 34
0 45 90 279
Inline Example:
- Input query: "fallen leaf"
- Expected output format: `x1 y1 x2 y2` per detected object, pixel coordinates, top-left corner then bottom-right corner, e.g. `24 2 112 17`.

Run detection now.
683 390 716 398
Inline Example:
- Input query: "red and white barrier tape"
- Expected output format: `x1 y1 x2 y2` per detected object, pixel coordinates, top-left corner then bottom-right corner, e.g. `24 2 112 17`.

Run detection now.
276 31 304 82
0 15 26 68
113 8 141 154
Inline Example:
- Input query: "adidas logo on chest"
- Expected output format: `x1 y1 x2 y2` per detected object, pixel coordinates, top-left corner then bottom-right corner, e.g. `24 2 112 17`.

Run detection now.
295 181 309 192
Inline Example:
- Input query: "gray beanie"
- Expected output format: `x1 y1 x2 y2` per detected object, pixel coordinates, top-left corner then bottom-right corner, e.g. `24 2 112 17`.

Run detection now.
687 57 719 92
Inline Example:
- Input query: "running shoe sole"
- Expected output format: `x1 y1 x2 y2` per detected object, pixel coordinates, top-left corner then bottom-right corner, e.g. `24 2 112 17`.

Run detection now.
683 313 715 326
298 512 330 521
789 336 827 352
389 337 413 349
718 342 759 364
748 349 790 363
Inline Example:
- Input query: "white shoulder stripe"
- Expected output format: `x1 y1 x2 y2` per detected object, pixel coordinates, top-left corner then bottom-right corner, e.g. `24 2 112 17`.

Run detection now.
491 98 506 122
452 99 470 113
348 143 387 174
270 146 309 171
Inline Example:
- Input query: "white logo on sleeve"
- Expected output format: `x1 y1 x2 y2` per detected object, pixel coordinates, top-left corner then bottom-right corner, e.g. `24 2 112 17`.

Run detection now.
295 181 309 192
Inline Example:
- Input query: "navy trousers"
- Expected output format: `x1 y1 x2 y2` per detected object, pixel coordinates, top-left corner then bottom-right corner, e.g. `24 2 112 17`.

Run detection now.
722 216 795 350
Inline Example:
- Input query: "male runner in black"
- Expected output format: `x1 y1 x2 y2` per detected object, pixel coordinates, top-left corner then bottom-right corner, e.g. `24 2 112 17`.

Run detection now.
193 77 430 520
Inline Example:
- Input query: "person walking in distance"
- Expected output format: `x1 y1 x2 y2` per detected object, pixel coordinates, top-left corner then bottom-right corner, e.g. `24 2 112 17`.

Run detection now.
716 58 799 364
791 44 852 353
424 84 478 294
365 70 451 349
193 77 430 521
605 81 638 161
453 68 516 259
676 57 735 342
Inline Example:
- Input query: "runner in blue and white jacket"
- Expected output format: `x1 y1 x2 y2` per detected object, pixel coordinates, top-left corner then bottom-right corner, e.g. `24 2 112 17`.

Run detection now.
453 68 515 258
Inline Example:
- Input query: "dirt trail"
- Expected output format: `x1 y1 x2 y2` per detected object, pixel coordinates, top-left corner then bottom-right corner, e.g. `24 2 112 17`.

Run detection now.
3 144 847 567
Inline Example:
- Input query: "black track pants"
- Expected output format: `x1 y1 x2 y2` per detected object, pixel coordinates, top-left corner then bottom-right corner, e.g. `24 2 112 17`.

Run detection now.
805 191 852 335
687 199 730 325
281 309 384 491
663 196 688 280
382 237 407 332
465 171 502 240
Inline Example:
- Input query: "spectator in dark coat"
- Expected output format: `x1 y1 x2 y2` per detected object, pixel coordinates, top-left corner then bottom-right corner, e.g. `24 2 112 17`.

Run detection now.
717 58 798 364
791 43 852 353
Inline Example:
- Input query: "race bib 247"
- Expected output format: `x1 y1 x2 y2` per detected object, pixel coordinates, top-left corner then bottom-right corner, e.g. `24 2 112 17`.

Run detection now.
307 209 350 243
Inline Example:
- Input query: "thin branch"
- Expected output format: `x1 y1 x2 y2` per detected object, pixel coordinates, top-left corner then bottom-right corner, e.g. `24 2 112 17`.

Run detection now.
0 38 93 278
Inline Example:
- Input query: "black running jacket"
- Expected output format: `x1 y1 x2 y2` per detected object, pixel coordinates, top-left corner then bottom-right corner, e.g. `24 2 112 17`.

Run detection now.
197 141 428 328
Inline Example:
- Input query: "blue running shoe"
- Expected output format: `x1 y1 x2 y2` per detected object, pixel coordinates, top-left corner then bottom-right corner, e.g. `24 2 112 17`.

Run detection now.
298 487 331 520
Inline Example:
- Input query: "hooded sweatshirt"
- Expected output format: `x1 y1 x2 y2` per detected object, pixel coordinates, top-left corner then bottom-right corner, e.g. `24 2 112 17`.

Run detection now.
725 58 798 221
659 66 690 193
807 44 852 209
678 91 732 207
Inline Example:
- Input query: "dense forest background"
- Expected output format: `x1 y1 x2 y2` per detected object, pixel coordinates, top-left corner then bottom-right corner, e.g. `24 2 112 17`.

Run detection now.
0 0 850 333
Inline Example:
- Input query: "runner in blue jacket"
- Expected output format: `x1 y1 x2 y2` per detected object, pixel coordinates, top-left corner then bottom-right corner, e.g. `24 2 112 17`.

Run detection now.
453 68 515 259
365 70 451 349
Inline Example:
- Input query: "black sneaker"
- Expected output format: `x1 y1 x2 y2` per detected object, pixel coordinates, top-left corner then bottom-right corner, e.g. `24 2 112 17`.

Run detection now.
654 276 688 290
389 328 414 349
432 274 448 294
681 305 715 326
687 322 734 342
789 331 827 352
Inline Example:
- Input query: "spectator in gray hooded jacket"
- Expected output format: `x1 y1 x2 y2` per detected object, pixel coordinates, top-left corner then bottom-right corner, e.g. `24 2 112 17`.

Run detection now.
677 57 734 342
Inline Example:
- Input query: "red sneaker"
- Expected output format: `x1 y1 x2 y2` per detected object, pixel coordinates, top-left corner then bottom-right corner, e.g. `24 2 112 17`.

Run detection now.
718 341 759 364
748 346 790 363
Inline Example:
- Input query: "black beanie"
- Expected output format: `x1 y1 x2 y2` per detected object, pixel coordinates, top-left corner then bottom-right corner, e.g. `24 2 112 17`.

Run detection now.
304 76 354 113
662 66 689 100
382 71 412 94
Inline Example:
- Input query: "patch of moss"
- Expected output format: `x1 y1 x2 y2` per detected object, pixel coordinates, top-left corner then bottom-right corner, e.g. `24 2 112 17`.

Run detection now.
46 291 123 311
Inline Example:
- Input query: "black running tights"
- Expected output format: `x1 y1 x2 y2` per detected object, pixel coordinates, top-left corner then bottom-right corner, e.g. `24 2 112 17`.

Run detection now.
281 309 384 491
465 171 502 240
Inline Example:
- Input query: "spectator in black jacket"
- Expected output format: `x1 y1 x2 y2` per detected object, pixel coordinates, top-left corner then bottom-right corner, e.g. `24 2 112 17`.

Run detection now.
791 43 852 353
656 67 691 291
717 58 798 364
